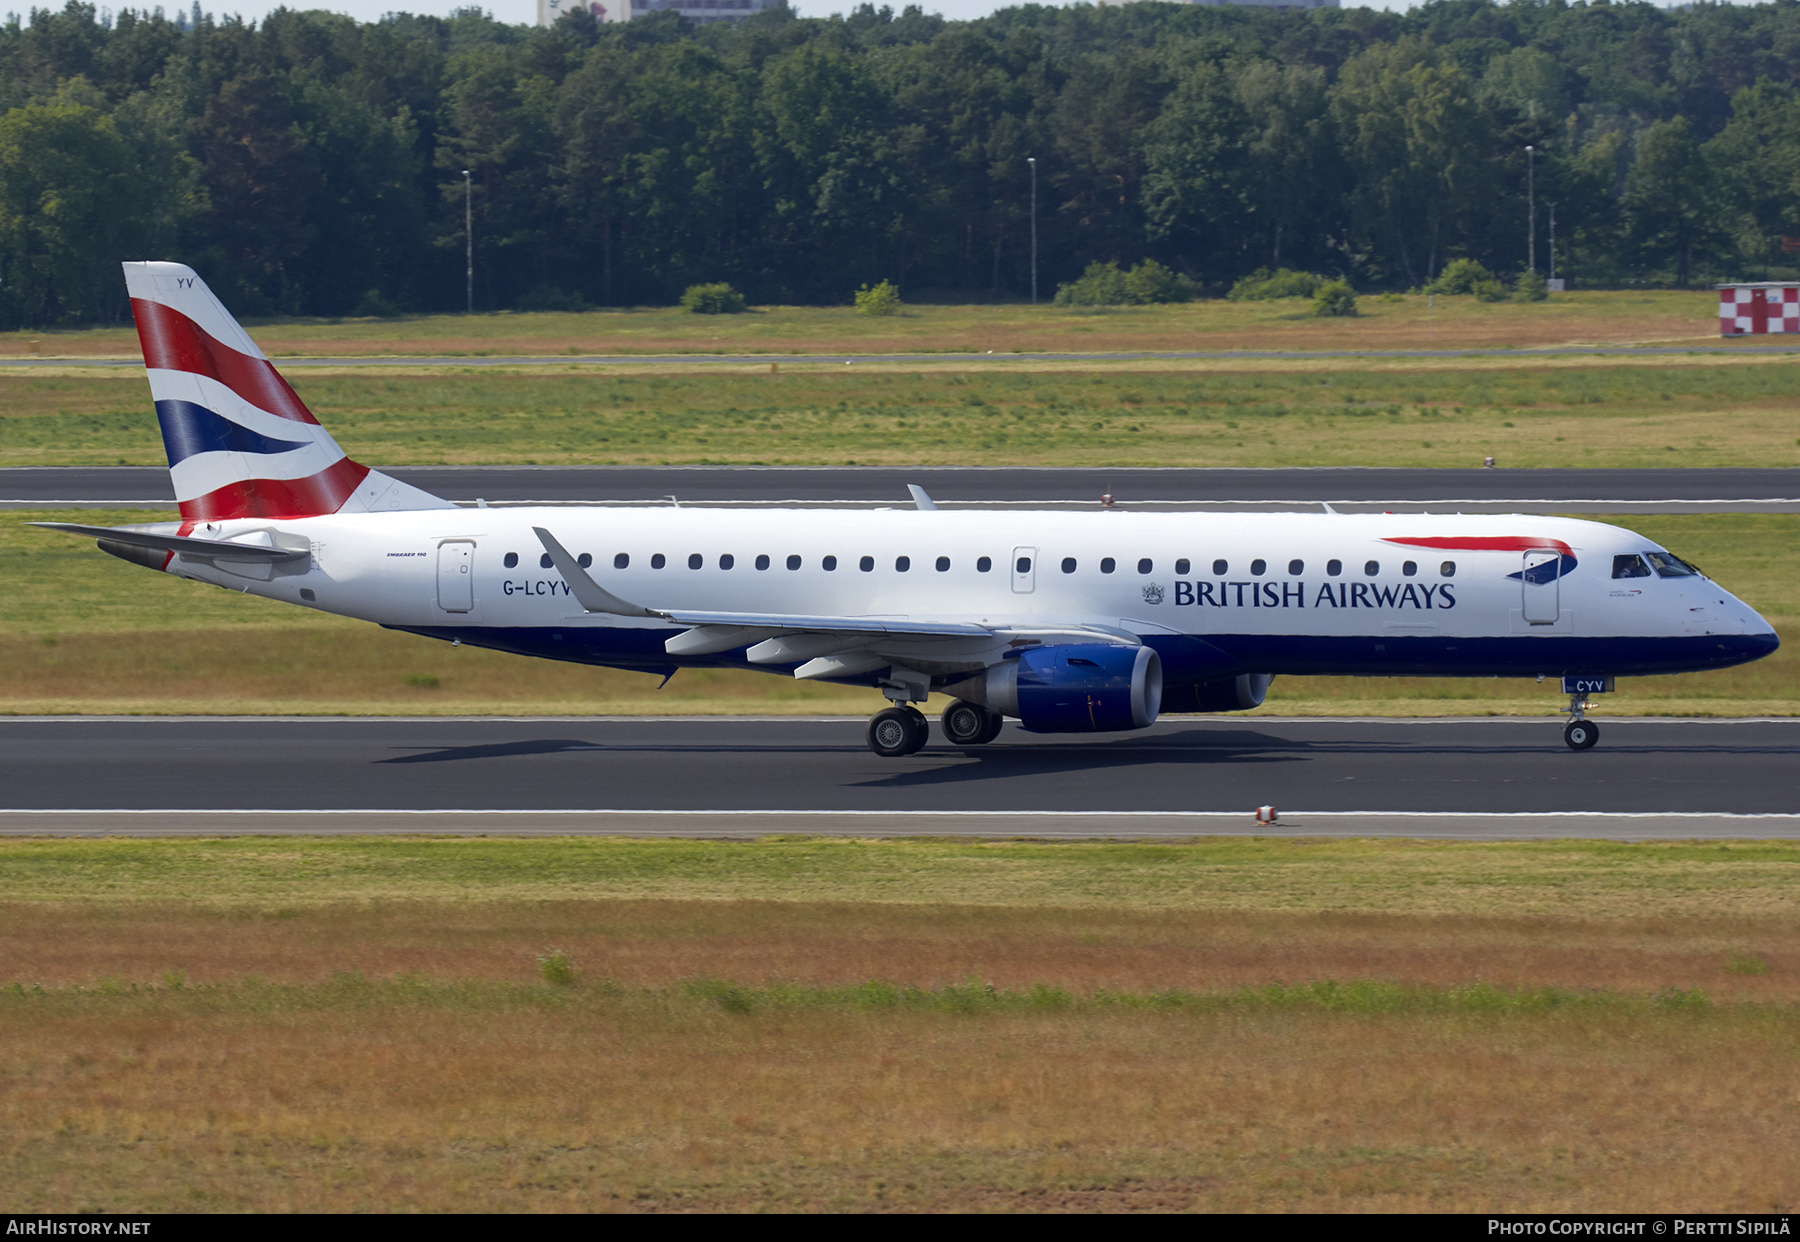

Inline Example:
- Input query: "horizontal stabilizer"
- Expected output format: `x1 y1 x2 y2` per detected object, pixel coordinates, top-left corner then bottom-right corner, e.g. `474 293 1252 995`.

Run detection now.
31 522 308 563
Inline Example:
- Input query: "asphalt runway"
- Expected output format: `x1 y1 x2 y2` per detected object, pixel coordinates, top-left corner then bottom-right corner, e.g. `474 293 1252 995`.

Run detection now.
3 716 1796 839
7 465 1799 513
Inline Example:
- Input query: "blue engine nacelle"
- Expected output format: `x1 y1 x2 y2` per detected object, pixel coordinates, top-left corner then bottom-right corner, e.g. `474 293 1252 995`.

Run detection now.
1160 673 1274 714
973 643 1163 733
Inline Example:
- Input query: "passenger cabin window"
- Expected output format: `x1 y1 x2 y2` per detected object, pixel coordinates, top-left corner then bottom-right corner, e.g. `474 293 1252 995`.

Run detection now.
1613 554 1653 579
860 556 875 572
1137 558 1153 575
578 553 593 569
1402 561 1417 577
539 553 553 569
651 554 666 569
1250 559 1266 576
787 555 802 571
977 556 992 573
1440 561 1455 578
1288 559 1304 576
1017 556 1033 574
503 552 518 569
1212 559 1227 576
1364 560 1380 576
720 554 735 570
1101 558 1116 574
1175 558 1190 576
614 553 629 570
1061 557 1077 574
823 555 837 571
688 553 703 570
1645 551 1701 578
1327 560 1342 577
895 556 910 572
755 554 770 571
936 557 950 572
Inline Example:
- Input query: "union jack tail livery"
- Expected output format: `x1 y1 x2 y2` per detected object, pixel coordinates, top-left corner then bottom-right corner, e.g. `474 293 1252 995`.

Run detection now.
125 261 453 523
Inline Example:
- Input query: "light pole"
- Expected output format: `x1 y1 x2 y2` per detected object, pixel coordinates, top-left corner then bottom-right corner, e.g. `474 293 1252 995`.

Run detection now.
1027 156 1037 305
463 169 473 315
1547 202 1557 285
1524 145 1536 275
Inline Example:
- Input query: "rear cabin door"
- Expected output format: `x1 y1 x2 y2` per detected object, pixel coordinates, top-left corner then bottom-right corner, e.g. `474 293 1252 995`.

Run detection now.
1011 546 1037 594
437 540 475 612
1520 550 1560 625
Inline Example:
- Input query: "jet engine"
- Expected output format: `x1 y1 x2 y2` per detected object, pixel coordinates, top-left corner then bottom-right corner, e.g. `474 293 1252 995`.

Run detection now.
1160 673 1274 714
965 643 1163 733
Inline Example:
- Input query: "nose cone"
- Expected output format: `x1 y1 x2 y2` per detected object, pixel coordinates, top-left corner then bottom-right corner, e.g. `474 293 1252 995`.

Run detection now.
1744 611 1780 660
1725 596 1780 663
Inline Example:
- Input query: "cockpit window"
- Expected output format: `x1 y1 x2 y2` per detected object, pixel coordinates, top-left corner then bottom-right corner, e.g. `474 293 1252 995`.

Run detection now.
1612 554 1652 580
1644 551 1702 579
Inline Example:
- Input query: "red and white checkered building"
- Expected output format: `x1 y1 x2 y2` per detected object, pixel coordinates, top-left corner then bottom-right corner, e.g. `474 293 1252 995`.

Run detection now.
1719 283 1800 336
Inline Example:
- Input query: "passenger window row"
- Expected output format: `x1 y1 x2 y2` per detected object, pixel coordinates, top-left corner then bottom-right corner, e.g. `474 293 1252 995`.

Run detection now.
1057 557 1456 579
499 550 1458 579
502 551 998 573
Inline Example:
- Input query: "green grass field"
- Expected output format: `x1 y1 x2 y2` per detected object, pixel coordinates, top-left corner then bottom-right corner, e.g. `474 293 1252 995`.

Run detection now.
6 354 1798 469
6 509 1794 716
3 837 1796 1212
0 289 1735 360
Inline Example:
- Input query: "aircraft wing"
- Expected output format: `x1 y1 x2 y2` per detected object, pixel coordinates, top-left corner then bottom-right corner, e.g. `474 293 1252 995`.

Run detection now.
531 525 1136 677
31 521 309 563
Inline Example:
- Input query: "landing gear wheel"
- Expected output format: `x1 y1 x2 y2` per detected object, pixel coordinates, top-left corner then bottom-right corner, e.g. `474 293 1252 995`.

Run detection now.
941 700 1002 747
1563 719 1600 751
868 706 928 757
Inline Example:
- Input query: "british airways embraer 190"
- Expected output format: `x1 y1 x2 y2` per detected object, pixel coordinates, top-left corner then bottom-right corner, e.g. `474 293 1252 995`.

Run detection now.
39 263 1780 756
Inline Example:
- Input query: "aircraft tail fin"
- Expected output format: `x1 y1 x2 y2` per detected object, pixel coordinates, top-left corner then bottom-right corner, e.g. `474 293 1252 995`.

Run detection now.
123 261 454 523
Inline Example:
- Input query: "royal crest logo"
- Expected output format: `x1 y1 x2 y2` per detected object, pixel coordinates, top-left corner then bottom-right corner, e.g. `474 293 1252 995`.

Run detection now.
1142 583 1165 605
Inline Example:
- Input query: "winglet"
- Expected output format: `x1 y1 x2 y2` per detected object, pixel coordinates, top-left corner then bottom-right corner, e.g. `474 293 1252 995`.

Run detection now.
907 484 938 511
532 527 666 618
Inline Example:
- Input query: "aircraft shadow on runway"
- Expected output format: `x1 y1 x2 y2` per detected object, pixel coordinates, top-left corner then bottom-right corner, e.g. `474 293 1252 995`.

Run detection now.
370 728 1800 769
378 739 607 763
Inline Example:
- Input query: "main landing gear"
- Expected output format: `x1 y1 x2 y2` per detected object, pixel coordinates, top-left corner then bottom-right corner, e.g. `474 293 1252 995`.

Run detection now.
940 699 1005 747
866 699 1005 757
867 706 929 757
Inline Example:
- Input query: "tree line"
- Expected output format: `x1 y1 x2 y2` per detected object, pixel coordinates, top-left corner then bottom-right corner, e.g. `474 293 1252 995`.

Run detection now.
2 0 1798 327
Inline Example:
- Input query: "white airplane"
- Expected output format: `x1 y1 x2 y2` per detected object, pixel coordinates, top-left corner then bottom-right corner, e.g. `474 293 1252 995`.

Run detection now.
39 262 1780 756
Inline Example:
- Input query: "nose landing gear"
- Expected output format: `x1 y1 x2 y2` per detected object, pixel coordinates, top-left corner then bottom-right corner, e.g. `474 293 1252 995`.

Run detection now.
1563 717 1600 751
1562 690 1600 751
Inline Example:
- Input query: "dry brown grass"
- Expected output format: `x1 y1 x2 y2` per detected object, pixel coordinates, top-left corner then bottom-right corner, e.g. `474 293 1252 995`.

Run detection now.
5 841 1799 1212
2 996 1795 1214
6 899 1798 1001
4 971 1797 1211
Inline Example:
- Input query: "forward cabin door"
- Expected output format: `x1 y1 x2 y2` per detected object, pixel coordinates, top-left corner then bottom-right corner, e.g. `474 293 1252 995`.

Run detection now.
1011 546 1037 594
1521 550 1561 625
437 540 475 613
